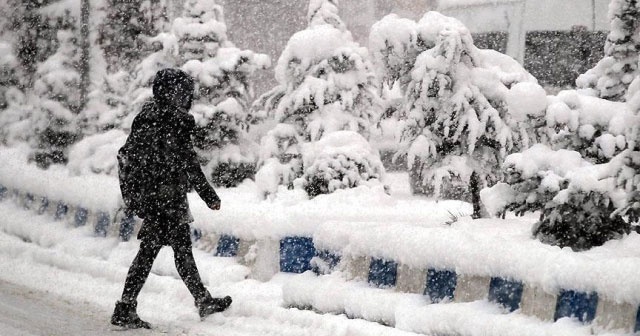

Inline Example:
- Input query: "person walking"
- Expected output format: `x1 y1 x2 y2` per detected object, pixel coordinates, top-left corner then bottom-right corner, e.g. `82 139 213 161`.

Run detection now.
111 68 232 329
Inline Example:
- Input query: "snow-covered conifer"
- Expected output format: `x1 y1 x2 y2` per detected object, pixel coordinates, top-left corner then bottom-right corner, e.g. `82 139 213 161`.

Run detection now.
254 0 383 198
175 0 270 187
400 12 539 203
31 29 82 167
98 0 170 72
577 0 640 101
0 42 19 110
481 144 631 251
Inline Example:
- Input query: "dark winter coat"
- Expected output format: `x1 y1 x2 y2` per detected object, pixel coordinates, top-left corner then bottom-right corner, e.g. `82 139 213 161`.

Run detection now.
120 69 219 247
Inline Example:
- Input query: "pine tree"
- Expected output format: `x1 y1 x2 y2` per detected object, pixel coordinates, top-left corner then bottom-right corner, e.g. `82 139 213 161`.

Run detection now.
98 0 170 72
31 28 82 167
0 41 31 146
175 0 270 187
577 0 640 101
254 0 383 198
400 12 541 204
0 41 19 110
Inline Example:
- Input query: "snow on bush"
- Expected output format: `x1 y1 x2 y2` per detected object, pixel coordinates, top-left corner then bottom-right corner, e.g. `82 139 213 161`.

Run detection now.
398 11 539 201
254 0 382 198
481 144 631 250
545 90 634 163
0 41 18 110
576 0 640 101
0 88 33 146
301 131 386 197
255 124 303 199
0 42 30 146
67 129 127 176
31 28 82 168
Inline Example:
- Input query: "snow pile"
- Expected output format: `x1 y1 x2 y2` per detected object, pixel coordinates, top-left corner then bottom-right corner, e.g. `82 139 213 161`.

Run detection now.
506 82 547 122
284 273 606 336
0 147 121 211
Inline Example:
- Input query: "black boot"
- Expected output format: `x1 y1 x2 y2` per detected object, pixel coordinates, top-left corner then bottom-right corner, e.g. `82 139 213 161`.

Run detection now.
196 293 232 319
111 301 152 329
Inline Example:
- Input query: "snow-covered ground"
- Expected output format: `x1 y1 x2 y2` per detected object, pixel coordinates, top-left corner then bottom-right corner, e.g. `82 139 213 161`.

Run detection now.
0 200 423 336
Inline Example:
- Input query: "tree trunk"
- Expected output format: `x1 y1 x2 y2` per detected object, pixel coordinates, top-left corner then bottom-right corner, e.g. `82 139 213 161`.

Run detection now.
470 170 482 219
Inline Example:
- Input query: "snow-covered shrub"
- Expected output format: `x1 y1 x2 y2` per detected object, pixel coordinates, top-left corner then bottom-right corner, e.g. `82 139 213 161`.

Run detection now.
481 144 631 251
545 90 633 163
255 124 303 199
67 129 127 176
0 41 19 110
302 131 386 197
0 88 33 146
399 12 539 202
577 0 640 101
31 29 82 167
254 0 382 198
176 0 270 187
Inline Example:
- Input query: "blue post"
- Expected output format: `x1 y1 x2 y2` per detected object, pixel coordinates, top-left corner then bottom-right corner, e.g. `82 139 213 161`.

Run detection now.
54 202 68 221
554 289 598 323
74 208 88 227
119 215 135 241
488 277 524 312
191 228 202 243
216 235 240 257
368 258 398 288
279 237 315 273
635 306 640 333
425 269 457 303
95 212 110 237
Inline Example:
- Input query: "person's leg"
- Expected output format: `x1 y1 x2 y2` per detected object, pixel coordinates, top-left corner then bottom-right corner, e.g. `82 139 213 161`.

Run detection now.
121 240 162 303
173 245 232 318
173 245 208 300
112 240 162 328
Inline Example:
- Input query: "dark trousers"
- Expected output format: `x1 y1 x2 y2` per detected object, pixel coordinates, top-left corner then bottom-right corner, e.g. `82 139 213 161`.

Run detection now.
120 240 208 304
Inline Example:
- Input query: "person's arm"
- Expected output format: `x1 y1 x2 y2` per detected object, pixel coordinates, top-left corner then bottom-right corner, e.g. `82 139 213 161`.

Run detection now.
182 115 221 210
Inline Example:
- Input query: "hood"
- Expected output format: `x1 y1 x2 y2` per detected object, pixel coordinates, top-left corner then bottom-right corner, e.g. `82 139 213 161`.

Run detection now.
152 68 195 111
